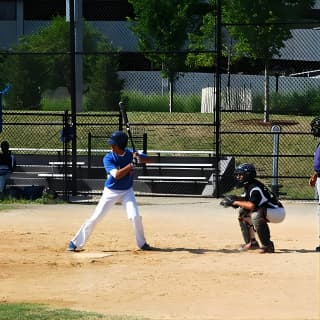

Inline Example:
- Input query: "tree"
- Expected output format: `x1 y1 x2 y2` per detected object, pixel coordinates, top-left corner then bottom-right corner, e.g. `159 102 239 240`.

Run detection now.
1 16 122 110
18 16 104 94
86 42 124 111
223 0 315 122
128 0 199 112
3 43 43 109
187 2 216 69
188 0 315 122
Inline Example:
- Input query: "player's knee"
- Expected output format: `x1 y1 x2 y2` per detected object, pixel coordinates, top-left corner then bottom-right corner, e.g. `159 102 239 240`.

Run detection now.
238 208 251 220
252 208 268 223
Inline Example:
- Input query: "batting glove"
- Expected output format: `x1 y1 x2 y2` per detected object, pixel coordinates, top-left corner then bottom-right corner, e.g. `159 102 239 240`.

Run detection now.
132 156 141 166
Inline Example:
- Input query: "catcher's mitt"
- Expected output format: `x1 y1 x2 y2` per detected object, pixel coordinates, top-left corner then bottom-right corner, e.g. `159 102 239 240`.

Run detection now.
309 174 317 187
219 194 241 208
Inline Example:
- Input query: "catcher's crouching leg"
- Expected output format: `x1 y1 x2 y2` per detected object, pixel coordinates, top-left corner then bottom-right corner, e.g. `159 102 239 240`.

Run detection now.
238 208 258 248
252 208 274 252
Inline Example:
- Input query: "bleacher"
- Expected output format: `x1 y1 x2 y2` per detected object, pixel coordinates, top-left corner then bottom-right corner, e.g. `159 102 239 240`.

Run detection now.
6 145 235 198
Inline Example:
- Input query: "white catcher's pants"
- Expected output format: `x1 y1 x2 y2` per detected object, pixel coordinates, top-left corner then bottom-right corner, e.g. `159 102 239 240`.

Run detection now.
265 207 285 223
71 187 146 249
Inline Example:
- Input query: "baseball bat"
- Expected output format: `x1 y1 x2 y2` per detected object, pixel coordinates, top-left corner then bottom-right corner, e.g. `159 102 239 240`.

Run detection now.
119 101 136 152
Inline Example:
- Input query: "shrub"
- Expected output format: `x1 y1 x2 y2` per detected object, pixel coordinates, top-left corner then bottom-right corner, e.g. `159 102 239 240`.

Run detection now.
122 91 201 112
253 87 320 116
85 43 124 112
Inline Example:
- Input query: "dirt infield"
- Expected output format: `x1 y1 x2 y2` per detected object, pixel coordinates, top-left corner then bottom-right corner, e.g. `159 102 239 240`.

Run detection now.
0 198 319 320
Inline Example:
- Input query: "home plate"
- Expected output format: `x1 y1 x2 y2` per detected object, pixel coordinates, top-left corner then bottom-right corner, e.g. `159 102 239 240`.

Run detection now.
72 252 112 259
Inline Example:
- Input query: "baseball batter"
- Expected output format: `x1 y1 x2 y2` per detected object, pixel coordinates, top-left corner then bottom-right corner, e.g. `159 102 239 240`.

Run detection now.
67 131 152 252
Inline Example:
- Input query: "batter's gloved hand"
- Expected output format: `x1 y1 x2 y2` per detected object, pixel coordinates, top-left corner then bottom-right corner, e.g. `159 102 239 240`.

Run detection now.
219 195 241 208
132 156 141 166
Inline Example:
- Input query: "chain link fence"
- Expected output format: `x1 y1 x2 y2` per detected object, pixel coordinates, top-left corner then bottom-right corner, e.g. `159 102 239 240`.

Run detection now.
0 2 319 199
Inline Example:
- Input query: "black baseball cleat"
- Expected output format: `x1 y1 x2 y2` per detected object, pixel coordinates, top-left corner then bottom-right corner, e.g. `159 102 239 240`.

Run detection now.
259 241 275 254
140 243 153 251
239 240 260 252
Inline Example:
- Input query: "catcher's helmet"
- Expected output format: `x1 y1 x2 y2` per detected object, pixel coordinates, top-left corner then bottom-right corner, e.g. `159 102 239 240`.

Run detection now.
310 117 320 137
107 131 128 149
234 163 256 186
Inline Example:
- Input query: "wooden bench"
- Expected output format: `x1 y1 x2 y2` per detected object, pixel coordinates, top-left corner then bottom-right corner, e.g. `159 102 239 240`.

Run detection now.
137 151 215 188
145 162 215 175
48 161 85 170
137 175 207 182
48 161 85 166
146 163 213 167
147 150 215 156
38 173 72 178
47 161 86 175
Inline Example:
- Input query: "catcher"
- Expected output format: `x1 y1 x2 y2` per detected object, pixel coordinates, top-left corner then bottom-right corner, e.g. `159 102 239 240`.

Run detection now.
220 163 285 253
309 117 320 252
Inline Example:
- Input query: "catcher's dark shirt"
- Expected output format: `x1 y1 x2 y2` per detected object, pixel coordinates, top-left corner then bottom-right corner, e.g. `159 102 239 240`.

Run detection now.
243 179 282 211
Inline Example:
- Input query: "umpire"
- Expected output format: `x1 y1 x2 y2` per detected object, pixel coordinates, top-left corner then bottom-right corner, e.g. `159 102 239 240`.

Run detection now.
221 163 285 253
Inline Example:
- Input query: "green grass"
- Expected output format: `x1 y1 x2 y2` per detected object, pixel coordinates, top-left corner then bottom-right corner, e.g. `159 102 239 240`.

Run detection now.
0 303 149 320
0 203 20 210
41 97 71 112
0 198 64 205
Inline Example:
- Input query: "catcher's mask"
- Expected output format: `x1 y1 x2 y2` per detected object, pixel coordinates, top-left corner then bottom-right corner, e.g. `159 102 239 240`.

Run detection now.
310 117 320 137
234 163 256 187
108 131 128 150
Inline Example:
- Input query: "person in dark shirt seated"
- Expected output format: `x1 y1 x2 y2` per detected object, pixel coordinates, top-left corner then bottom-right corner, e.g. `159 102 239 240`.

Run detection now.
0 140 16 194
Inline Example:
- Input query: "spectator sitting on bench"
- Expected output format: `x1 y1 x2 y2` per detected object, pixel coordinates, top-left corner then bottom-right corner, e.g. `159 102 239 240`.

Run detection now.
0 140 16 194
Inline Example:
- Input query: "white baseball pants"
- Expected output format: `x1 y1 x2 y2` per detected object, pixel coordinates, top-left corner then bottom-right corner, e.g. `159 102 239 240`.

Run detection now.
316 178 320 204
71 187 146 249
266 207 286 223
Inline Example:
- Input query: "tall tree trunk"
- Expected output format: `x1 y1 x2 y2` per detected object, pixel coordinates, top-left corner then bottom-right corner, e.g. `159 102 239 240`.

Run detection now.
264 62 270 123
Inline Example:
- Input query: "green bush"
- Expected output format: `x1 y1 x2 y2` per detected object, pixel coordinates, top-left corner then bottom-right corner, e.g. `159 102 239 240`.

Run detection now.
252 94 264 113
3 53 43 110
85 43 124 112
122 91 201 112
41 96 71 111
253 87 320 116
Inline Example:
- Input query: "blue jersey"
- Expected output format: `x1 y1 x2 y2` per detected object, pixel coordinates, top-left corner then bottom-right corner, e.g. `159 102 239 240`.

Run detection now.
103 148 134 190
314 143 320 172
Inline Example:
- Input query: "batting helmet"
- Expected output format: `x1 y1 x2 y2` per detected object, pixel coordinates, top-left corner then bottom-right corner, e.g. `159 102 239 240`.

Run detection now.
108 131 128 149
234 163 256 186
310 117 320 137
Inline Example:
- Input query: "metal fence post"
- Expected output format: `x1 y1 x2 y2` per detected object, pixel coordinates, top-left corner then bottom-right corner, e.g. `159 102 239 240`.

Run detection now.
271 125 281 196
87 132 92 169
69 0 78 196
214 0 222 197
63 110 69 201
